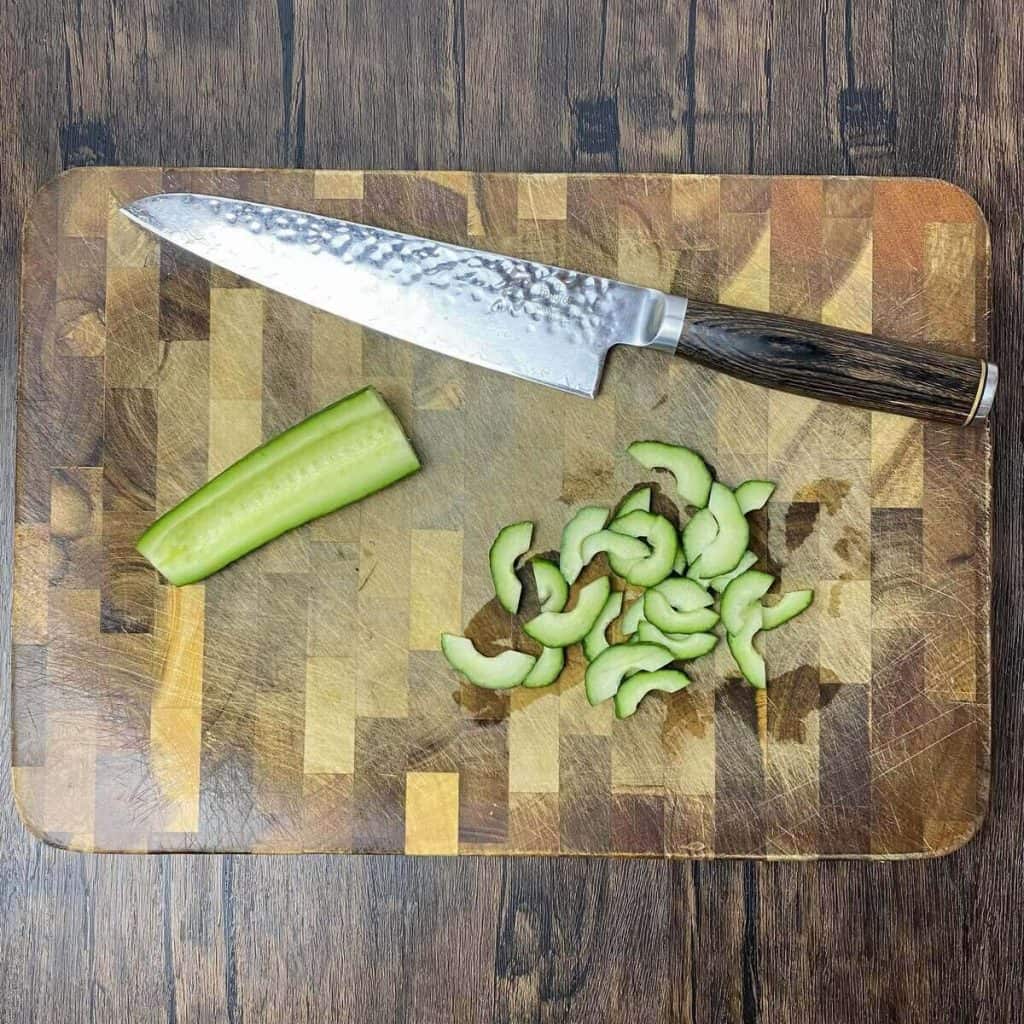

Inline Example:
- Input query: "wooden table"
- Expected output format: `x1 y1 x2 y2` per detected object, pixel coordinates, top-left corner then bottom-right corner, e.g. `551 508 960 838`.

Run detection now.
0 2 1020 1021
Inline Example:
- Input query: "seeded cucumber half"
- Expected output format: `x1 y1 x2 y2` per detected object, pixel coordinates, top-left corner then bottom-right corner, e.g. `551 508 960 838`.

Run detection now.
761 589 814 630
734 479 776 514
609 510 679 587
441 634 536 689
585 642 675 705
720 569 775 634
489 521 533 613
636 621 718 660
560 506 610 584
614 669 692 719
524 576 611 648
627 441 712 508
687 484 749 579
726 608 766 688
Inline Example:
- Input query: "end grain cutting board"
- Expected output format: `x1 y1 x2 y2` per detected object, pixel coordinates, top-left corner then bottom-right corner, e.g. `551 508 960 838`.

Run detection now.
12 168 991 857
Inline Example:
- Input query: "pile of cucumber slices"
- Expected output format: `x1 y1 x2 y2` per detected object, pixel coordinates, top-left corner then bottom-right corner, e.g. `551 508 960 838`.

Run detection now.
441 442 813 719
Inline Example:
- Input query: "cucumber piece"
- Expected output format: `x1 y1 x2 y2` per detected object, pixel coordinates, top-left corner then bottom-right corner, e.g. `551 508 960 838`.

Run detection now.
643 591 719 634
609 510 679 588
614 669 692 719
627 441 713 508
138 386 420 585
524 576 611 648
580 530 652 573
735 479 776 514
584 642 674 705
560 506 611 584
523 645 565 688
707 550 758 593
615 487 652 518
761 589 814 630
583 591 624 661
726 609 766 688
682 508 718 564
673 548 687 575
619 597 647 636
636 621 718 660
532 558 569 613
719 570 775 634
651 577 714 611
441 634 536 689
687 483 749 579
489 521 533 613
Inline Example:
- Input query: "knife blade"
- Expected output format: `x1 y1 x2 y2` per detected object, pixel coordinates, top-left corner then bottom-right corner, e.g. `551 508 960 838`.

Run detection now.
122 193 996 424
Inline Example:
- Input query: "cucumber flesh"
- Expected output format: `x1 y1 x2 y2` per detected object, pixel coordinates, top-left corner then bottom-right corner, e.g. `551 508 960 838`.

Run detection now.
643 592 719 634
735 479 776 514
688 483 749 579
614 669 692 719
580 530 652 573
524 576 611 648
761 589 814 630
720 570 775 634
585 642 674 705
615 487 652 518
636 621 718 660
627 441 712 508
532 558 569 613
441 634 536 689
489 521 533 613
560 506 610 584
583 591 624 661
610 510 679 588
682 508 718 564
726 609 766 688
523 645 565 688
707 550 758 593
651 577 714 611
673 548 687 575
138 386 420 585
619 597 647 636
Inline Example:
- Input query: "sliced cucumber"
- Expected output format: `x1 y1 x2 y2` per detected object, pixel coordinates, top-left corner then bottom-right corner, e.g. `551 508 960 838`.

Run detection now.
609 510 679 588
651 577 714 611
523 645 565 688
580 530 652 573
735 479 776 514
560 506 610 584
627 441 713 508
761 589 814 630
719 569 775 634
673 548 687 575
643 591 719 634
619 597 647 636
615 487 652 518
636 621 718 660
707 550 758 592
614 669 692 719
582 591 624 661
726 609 766 688
524 576 611 648
584 642 674 705
441 634 536 689
687 483 749 579
489 521 533 613
682 508 718 564
532 558 569 613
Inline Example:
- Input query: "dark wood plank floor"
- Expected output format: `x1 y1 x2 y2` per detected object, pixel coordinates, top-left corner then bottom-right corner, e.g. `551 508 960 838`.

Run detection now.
2 2 1021 1021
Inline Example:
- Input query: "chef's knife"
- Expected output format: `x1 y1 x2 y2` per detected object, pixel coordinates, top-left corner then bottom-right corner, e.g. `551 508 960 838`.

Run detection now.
122 194 996 424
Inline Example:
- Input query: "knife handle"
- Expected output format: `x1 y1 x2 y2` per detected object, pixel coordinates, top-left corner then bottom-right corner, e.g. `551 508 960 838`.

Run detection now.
672 299 996 425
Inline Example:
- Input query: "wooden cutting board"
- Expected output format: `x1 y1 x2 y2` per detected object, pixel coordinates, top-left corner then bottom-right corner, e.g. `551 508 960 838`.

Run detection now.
12 168 991 857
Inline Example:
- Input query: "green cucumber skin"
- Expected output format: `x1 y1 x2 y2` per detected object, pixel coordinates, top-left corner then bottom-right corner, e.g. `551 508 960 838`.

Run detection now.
523 645 565 688
761 589 814 630
441 634 537 689
524 576 612 647
137 386 420 586
627 441 712 508
614 669 691 719
532 558 569 613
734 479 776 514
583 591 624 661
584 642 674 705
560 506 611 584
490 521 534 614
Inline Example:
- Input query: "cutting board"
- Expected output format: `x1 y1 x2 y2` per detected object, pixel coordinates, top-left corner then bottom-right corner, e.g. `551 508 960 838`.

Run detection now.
12 168 991 857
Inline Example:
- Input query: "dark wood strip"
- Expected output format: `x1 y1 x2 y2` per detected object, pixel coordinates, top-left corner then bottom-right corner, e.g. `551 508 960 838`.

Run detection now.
713 682 766 856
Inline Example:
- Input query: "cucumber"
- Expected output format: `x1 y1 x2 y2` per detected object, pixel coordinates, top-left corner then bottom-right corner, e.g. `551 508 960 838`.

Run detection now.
524 576 611 648
761 589 814 630
735 479 775 514
687 483 749 579
584 642 674 705
614 669 692 719
580 530 652 573
650 577 714 611
682 509 718 564
489 521 533 613
673 548 687 575
138 386 420 585
619 597 647 636
609 510 679 587
441 634 536 689
523 645 565 688
532 558 569 613
560 506 610 584
615 487 652 518
719 570 775 634
636 621 718 660
583 590 624 661
643 591 719 634
627 441 712 508
726 609 766 688
707 550 758 592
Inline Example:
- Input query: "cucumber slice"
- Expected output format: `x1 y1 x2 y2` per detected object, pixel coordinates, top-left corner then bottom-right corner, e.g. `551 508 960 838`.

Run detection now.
619 597 647 636
707 550 758 592
524 576 611 648
627 441 713 508
614 669 692 719
584 642 674 705
761 589 814 630
615 487 652 518
580 530 652 572
560 506 610 584
441 634 536 689
636 621 718 660
687 484 749 579
734 479 776 514
583 591 624 661
651 577 714 611
673 548 687 575
523 645 565 688
726 609 766 688
610 510 679 588
532 558 569 613
682 508 718 564
643 591 719 634
138 386 421 585
489 521 533 613
719 569 775 634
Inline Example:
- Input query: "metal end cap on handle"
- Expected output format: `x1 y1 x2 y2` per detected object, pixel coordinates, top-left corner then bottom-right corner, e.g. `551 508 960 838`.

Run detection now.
968 361 999 422
647 295 688 353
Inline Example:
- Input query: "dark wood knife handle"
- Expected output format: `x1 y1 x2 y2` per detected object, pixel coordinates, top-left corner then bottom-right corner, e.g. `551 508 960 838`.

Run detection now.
675 299 995 424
